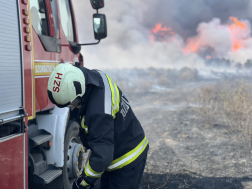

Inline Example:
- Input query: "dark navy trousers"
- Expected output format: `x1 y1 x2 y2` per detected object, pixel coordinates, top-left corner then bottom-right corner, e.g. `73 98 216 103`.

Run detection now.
100 157 147 189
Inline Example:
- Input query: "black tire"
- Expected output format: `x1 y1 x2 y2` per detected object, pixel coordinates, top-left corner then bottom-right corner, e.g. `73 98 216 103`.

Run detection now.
63 121 81 189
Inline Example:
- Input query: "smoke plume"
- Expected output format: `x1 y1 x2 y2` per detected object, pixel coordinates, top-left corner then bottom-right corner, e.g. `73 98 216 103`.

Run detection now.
72 0 252 69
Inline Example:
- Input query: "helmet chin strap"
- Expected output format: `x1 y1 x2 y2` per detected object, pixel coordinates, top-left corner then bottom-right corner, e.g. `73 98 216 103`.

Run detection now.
68 105 75 111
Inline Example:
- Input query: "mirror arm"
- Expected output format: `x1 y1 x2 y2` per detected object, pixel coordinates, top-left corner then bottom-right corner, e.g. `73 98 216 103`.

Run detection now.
77 40 100 46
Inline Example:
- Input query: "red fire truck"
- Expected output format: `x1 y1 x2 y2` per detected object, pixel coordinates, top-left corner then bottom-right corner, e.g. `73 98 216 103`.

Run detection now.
0 0 106 188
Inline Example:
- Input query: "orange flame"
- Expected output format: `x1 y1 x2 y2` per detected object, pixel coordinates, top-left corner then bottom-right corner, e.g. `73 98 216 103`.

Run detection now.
151 23 171 34
229 17 247 30
149 23 174 44
183 38 200 54
229 17 247 52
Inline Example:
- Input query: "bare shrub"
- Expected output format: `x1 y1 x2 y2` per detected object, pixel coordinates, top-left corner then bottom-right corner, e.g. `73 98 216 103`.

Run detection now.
220 81 252 148
194 85 219 126
194 80 252 151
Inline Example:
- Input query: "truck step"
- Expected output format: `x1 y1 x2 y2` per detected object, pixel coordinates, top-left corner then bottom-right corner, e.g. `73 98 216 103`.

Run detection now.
32 165 62 185
39 169 62 184
30 134 53 146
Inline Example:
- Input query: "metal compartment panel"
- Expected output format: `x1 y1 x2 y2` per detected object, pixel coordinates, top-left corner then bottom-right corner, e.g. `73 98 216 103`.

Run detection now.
0 0 23 121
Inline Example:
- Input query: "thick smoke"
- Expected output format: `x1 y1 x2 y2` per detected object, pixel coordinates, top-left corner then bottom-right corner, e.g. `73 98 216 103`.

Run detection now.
142 0 252 39
72 0 252 69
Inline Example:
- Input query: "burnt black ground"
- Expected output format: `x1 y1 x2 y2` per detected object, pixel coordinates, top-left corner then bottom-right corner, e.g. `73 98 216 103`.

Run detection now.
142 173 252 189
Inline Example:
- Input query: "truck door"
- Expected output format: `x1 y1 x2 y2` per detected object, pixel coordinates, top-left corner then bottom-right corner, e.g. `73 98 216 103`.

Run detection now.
30 0 61 112
58 0 79 63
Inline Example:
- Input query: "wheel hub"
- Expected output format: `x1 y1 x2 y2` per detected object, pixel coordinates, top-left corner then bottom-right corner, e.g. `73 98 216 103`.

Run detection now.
67 138 85 181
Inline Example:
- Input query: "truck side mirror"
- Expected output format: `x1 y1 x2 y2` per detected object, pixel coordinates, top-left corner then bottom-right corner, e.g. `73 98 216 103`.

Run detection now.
77 13 107 46
90 0 104 9
93 14 107 40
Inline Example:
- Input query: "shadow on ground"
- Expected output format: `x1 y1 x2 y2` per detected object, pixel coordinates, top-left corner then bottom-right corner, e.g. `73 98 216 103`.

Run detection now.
141 172 252 189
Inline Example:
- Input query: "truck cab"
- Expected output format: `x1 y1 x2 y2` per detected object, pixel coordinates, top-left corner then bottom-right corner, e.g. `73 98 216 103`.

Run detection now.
31 0 81 113
0 0 106 189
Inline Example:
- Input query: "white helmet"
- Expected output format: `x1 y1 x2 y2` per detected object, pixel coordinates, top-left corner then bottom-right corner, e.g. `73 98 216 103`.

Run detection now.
47 63 85 108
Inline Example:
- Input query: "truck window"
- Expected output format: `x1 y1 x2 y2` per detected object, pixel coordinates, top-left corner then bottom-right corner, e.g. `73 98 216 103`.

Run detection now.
50 0 60 38
30 0 49 36
58 0 74 42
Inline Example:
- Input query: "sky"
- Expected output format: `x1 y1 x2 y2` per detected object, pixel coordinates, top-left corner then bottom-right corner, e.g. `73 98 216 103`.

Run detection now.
72 0 252 69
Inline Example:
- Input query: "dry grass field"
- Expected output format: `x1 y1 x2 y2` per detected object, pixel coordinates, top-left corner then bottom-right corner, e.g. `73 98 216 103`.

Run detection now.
93 68 252 189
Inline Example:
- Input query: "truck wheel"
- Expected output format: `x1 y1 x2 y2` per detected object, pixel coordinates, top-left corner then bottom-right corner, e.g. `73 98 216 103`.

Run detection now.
63 121 85 189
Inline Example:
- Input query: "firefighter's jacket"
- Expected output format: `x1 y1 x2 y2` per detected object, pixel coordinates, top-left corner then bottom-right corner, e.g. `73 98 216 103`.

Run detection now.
76 67 149 187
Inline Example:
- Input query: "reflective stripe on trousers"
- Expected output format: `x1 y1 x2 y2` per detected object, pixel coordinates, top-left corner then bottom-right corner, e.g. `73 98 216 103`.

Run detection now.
107 136 148 171
85 160 104 178
81 180 89 187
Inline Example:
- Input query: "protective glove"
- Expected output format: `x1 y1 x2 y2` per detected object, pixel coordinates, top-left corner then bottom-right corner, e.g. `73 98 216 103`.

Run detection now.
72 176 90 189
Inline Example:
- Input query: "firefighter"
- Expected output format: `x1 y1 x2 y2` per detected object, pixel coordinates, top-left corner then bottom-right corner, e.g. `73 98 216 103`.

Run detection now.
47 63 149 189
